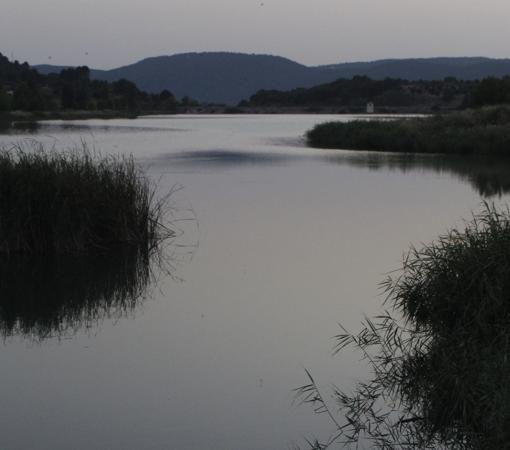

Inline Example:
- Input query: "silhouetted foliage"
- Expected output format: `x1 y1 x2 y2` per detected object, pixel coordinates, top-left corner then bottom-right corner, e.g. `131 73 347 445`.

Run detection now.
297 205 510 449
245 76 475 110
0 53 179 113
471 76 510 107
307 106 510 154
0 88 11 111
0 142 173 254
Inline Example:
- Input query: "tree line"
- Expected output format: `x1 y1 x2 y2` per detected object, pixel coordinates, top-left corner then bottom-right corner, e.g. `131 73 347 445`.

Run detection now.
0 53 186 113
241 75 510 110
3 52 510 113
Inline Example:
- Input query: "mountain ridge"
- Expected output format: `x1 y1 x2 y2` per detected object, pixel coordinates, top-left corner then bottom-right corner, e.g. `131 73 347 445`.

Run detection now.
34 52 510 104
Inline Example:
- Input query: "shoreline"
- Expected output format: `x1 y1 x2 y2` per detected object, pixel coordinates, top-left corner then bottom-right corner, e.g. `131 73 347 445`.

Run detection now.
306 105 510 155
0 110 152 123
0 103 444 125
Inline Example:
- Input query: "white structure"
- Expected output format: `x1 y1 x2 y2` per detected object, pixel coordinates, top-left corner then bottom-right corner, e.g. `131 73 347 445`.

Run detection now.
366 102 375 114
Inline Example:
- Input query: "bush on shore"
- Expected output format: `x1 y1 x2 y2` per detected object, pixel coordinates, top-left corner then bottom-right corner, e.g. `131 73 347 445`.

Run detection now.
307 106 510 154
0 142 172 254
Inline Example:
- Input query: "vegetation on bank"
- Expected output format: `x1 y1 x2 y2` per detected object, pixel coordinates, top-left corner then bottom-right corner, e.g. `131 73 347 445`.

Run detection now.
242 76 475 112
298 205 510 449
242 75 510 113
307 105 510 154
0 143 172 254
0 53 184 114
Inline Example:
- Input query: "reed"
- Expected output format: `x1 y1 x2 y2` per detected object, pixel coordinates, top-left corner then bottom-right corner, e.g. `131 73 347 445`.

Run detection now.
307 105 510 154
0 142 172 254
297 204 510 449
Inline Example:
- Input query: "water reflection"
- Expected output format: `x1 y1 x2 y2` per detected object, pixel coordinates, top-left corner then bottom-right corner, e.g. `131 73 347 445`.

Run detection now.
165 150 302 168
324 152 510 197
0 121 185 135
0 248 152 340
0 192 197 341
0 121 41 133
163 149 510 198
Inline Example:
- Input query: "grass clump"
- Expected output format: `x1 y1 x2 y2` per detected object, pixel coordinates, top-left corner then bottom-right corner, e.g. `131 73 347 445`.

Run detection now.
307 105 510 154
0 142 172 254
297 204 510 449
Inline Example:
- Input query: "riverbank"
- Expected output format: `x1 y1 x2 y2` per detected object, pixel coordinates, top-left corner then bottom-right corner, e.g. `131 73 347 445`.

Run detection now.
307 105 510 154
0 110 154 124
0 107 342 123
0 105 434 124
185 104 440 114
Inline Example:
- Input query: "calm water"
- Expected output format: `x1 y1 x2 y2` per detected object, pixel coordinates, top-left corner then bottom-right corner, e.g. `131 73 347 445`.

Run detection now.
1 115 510 450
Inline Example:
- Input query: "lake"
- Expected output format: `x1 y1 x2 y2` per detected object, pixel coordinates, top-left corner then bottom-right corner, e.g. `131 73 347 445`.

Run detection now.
1 114 509 450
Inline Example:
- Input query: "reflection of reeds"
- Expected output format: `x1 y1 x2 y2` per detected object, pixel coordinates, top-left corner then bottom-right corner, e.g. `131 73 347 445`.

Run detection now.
0 141 194 339
324 151 510 197
297 205 510 449
0 142 173 254
0 247 152 340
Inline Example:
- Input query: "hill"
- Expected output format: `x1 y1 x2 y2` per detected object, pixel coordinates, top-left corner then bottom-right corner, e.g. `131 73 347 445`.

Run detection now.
35 54 510 105
317 57 510 81
37 52 329 105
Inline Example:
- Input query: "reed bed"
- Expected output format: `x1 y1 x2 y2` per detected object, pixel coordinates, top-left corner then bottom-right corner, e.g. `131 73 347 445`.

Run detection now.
0 142 172 254
307 105 510 154
297 205 510 449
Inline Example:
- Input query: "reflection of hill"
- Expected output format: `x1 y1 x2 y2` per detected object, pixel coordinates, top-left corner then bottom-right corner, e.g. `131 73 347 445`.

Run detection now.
165 150 299 168
323 152 510 197
0 248 151 340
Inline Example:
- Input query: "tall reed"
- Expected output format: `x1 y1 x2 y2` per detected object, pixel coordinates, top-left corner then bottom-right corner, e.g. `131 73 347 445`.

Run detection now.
307 105 510 154
296 204 510 449
0 142 172 254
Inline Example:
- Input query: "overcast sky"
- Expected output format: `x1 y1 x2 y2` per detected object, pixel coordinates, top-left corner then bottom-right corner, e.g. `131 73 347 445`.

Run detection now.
2 0 510 69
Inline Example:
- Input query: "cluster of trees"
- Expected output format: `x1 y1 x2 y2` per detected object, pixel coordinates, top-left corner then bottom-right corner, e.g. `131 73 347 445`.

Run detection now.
0 53 180 113
471 76 510 107
242 75 476 109
244 74 510 110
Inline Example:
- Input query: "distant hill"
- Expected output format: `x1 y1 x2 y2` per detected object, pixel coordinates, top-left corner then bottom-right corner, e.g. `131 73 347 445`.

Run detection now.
36 53 329 105
34 64 73 74
35 53 510 105
317 57 510 81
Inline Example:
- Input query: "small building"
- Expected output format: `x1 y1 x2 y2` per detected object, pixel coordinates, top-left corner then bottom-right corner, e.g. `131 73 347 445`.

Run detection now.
366 102 375 114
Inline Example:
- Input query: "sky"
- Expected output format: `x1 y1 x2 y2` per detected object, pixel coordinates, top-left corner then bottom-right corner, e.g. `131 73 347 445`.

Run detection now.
2 0 510 69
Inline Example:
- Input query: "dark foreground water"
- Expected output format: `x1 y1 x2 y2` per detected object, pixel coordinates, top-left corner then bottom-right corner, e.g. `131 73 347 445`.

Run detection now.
1 115 510 450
